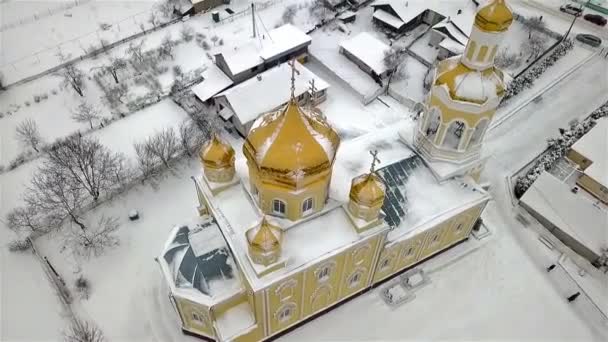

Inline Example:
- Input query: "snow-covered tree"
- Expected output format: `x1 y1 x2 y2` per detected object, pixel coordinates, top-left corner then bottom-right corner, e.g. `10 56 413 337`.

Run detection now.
522 34 547 61
60 64 85 97
309 0 334 22
178 119 205 157
46 135 129 201
148 12 159 28
495 48 520 69
282 4 298 24
180 25 194 42
127 40 146 65
64 319 105 342
158 34 176 60
15 119 43 152
147 128 180 168
5 206 47 234
71 101 101 129
104 57 127 84
69 215 119 257
383 45 408 89
523 16 546 39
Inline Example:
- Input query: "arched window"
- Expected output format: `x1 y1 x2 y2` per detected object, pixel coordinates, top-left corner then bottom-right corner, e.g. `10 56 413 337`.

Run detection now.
275 302 297 323
424 108 441 142
466 40 477 60
273 199 286 216
191 310 206 327
442 120 466 150
477 45 488 62
469 119 489 146
380 257 391 270
302 197 314 216
348 270 364 288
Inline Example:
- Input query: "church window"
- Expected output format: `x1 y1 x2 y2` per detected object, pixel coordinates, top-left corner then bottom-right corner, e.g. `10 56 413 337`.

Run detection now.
489 45 498 61
425 108 441 142
276 302 296 323
317 265 330 282
302 197 314 216
477 45 489 62
380 257 391 270
455 223 464 232
348 271 363 288
276 279 297 301
430 233 441 246
466 40 477 60
273 199 286 215
191 311 205 326
352 245 370 265
442 121 466 150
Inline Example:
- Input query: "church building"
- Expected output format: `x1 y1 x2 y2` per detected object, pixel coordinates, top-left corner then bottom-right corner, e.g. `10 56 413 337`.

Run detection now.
157 1 512 341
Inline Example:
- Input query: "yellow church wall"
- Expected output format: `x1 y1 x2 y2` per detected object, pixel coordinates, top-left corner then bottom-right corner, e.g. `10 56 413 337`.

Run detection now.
266 272 305 334
577 174 608 204
257 181 328 221
372 243 401 283
174 296 215 339
338 235 381 299
567 149 593 171
302 253 345 316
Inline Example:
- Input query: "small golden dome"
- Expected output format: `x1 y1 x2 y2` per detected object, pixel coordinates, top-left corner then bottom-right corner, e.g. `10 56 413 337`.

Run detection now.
475 0 513 32
243 100 340 182
434 57 505 104
246 217 283 253
200 134 235 170
349 173 386 207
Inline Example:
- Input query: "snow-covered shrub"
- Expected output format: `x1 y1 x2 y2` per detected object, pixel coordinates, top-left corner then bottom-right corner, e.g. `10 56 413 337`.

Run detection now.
7 239 31 252
282 4 298 24
513 101 608 198
502 39 573 104
180 25 194 42
201 40 211 50
64 319 105 342
75 275 91 299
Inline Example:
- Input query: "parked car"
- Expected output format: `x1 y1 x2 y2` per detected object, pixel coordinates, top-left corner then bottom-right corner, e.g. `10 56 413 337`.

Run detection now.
584 13 608 26
560 4 583 16
576 33 602 47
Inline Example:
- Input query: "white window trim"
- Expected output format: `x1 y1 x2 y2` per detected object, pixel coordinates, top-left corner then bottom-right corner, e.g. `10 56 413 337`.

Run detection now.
274 302 297 323
275 279 297 301
347 267 366 289
352 244 371 265
314 261 336 283
191 310 206 326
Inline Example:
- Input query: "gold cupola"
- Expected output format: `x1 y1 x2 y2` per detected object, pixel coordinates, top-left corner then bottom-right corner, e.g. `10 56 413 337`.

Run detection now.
246 217 283 266
474 0 513 32
347 151 386 226
243 60 340 221
200 133 235 184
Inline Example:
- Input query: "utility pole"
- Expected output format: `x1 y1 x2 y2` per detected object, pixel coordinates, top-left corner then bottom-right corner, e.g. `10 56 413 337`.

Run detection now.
252 3 256 38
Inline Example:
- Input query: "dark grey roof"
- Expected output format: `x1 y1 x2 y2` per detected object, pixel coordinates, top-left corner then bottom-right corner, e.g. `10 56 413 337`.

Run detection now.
163 220 235 296
376 155 426 228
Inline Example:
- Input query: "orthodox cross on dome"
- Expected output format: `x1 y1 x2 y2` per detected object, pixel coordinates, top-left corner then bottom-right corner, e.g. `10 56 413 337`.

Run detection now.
288 59 300 101
369 150 380 174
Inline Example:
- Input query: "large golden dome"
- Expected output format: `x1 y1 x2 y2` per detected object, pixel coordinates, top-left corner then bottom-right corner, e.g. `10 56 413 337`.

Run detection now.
475 0 513 32
200 134 235 170
349 173 386 207
434 57 505 104
246 217 283 253
243 100 340 183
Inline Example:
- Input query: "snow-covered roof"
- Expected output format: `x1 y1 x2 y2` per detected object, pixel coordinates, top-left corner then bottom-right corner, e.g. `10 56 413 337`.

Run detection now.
191 64 234 102
521 172 608 256
453 71 501 102
374 0 476 35
340 32 390 75
433 20 470 46
439 38 466 54
373 9 405 30
215 61 329 124
216 24 311 76
259 24 312 61
159 218 243 305
571 118 607 187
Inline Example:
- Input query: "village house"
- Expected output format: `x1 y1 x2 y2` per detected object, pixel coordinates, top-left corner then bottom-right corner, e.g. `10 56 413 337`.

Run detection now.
339 32 391 81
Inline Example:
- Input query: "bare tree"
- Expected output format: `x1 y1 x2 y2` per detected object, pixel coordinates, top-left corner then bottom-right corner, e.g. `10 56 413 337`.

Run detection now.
46 136 129 201
180 25 194 42
60 64 85 97
158 0 177 19
158 34 176 60
495 48 521 69
148 12 159 28
72 101 101 129
104 57 127 84
5 206 47 234
64 319 105 342
15 118 43 152
148 128 180 168
105 83 128 108
523 34 547 62
69 215 119 257
178 120 205 157
191 109 224 138
134 140 161 182
282 4 298 24
309 0 334 22
127 40 146 65
210 35 219 46
524 16 546 39
383 46 408 89
25 162 88 231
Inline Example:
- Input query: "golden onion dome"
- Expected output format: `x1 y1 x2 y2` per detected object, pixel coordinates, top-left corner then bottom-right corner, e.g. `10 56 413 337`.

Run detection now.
434 57 505 104
200 134 235 170
243 100 340 179
349 173 386 207
475 0 513 32
246 217 283 253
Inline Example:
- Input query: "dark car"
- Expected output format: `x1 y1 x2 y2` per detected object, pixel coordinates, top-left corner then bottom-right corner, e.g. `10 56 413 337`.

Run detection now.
576 33 602 47
560 4 583 16
584 13 608 26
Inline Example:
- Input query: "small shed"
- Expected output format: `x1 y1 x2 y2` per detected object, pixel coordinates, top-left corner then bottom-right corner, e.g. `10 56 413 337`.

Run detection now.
340 32 391 79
